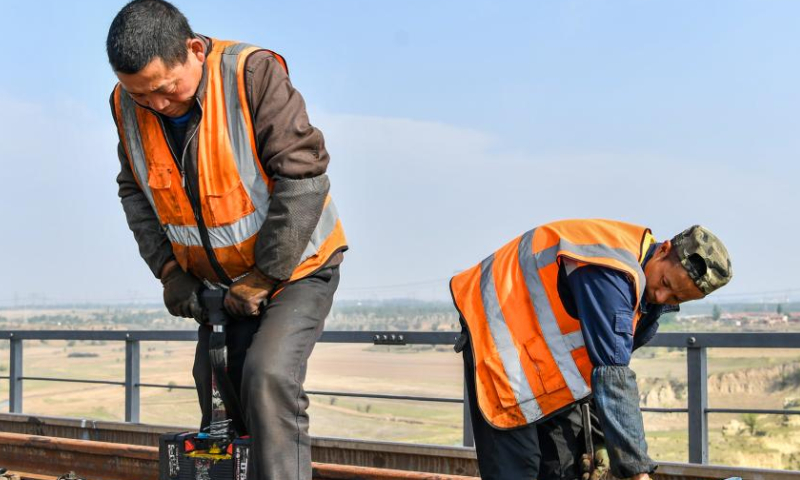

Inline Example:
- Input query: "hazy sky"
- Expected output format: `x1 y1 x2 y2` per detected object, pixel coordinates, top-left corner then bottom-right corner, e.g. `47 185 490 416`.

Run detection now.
0 0 798 305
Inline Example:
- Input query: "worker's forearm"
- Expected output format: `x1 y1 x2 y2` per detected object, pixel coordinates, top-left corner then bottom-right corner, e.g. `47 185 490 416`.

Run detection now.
254 175 329 281
592 365 657 479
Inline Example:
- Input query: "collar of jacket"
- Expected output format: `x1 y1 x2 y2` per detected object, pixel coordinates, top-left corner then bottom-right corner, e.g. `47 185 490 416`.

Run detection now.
639 242 681 316
191 34 213 105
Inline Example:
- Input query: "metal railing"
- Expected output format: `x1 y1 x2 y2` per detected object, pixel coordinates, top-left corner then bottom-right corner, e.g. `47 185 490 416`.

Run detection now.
2 330 800 464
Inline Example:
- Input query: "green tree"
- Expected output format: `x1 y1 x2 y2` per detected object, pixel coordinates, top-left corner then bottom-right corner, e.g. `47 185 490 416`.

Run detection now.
777 303 784 315
712 305 722 321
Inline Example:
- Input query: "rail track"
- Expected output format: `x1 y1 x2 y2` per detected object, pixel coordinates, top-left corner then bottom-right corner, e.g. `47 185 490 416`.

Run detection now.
1 422 799 480
0 432 477 480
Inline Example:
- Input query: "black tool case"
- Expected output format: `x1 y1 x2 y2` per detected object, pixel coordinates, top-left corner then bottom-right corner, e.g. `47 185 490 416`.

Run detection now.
159 432 251 480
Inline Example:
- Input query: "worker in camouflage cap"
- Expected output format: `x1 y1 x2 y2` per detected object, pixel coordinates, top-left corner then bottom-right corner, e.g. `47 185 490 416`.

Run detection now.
670 225 733 295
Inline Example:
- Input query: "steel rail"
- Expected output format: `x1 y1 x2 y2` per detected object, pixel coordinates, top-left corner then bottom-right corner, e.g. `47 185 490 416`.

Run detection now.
2 432 799 480
0 432 479 480
3 471 59 480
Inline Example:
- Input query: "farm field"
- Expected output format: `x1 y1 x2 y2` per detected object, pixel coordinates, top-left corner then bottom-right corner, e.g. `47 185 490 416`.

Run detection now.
1 302 800 470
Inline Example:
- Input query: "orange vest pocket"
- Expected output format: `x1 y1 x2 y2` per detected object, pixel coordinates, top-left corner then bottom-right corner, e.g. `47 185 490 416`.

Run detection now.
147 166 184 223
204 179 255 227
523 335 567 394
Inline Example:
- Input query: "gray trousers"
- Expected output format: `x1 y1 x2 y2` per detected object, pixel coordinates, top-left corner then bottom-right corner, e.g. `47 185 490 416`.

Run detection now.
193 266 340 480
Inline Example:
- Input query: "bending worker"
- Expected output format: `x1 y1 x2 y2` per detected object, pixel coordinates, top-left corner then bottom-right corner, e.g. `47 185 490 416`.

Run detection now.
106 1 347 478
450 219 732 479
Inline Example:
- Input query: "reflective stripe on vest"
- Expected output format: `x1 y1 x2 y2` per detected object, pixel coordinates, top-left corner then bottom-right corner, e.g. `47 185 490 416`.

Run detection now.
518 228 591 402
299 197 340 264
451 220 651 428
480 253 544 423
114 39 346 282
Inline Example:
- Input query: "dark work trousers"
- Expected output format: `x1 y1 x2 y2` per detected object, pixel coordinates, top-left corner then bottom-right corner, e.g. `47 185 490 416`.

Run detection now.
193 266 340 480
463 337 598 480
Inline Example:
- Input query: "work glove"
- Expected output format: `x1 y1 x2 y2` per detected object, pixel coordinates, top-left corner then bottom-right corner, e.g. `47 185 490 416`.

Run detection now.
161 266 204 321
581 445 611 480
225 268 276 317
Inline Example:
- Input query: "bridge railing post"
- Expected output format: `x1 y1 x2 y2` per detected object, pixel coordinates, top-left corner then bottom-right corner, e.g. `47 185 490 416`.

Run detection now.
9 335 23 413
125 337 140 423
687 343 708 464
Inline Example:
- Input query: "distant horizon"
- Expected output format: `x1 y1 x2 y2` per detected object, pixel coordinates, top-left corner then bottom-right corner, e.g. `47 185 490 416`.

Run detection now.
1 296 798 311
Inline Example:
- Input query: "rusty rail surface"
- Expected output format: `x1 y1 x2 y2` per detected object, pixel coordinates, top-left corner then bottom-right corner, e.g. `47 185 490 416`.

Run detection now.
0 433 478 480
0 413 479 476
1 430 798 480
2 473 57 480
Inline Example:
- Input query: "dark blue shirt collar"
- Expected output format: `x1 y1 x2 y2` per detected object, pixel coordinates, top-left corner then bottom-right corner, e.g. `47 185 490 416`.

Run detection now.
166 111 192 125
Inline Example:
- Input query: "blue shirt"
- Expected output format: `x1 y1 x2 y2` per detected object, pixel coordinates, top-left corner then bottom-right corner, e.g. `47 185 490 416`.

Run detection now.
162 111 193 150
563 244 678 366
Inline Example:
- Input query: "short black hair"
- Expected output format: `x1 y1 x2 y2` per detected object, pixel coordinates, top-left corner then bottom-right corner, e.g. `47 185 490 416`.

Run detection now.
106 0 195 74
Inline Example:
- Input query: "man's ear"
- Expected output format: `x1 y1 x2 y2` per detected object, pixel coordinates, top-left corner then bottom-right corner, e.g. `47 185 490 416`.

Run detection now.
188 38 205 63
657 239 673 258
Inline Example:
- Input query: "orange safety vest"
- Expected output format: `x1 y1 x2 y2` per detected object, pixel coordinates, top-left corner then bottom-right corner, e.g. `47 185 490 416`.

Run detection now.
112 40 347 284
450 219 655 429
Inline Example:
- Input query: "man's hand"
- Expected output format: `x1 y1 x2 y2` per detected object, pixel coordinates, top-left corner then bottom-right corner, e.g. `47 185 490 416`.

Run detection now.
225 269 276 317
581 445 612 480
160 261 204 320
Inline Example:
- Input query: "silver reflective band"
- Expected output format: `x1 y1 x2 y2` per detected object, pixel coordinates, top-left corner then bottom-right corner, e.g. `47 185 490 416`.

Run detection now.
563 330 585 351
206 209 264 248
166 197 339 252
164 209 264 249
536 237 646 302
299 200 340 263
558 239 645 299
518 229 592 402
220 43 272 222
165 224 203 247
119 91 156 211
480 255 543 423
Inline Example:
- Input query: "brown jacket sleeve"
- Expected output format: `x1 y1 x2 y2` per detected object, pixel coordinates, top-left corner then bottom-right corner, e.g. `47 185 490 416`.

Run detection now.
245 52 331 281
111 93 175 279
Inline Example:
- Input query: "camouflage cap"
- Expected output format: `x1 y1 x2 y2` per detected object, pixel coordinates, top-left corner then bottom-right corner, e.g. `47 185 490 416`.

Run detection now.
671 225 733 295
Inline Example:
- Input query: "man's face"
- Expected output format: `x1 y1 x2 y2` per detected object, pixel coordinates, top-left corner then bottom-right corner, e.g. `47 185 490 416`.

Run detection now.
643 240 705 305
116 38 205 118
